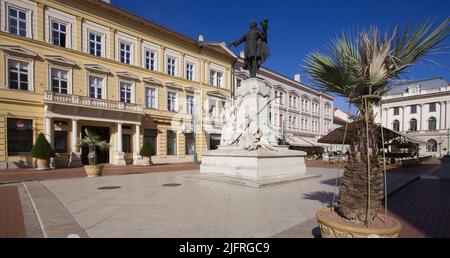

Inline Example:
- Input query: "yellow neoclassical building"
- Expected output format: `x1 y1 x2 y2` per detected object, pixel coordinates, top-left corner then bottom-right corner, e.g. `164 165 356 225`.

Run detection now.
0 0 236 169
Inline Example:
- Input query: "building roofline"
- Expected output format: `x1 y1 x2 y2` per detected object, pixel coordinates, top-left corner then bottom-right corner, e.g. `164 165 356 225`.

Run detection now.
390 77 444 86
79 0 236 60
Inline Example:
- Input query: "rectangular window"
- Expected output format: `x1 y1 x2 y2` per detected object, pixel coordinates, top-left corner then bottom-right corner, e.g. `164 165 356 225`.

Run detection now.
8 59 29 90
167 130 177 155
393 107 400 116
143 129 157 155
8 7 27 37
186 95 194 114
289 96 293 107
51 68 68 94
186 63 194 81
167 91 177 112
145 50 156 70
185 133 194 155
145 87 156 109
88 75 103 99
429 103 436 112
120 42 131 64
54 131 68 153
411 105 417 114
122 134 131 153
7 118 33 155
89 32 102 57
210 70 223 87
51 21 66 47
120 82 132 103
279 92 284 105
275 91 279 104
167 57 176 76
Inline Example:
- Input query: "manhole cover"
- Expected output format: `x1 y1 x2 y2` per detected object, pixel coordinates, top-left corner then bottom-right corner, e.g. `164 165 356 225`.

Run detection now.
162 183 181 187
97 186 122 190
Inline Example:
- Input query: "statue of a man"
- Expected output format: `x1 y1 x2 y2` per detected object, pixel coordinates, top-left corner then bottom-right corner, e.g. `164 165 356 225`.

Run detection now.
229 19 270 78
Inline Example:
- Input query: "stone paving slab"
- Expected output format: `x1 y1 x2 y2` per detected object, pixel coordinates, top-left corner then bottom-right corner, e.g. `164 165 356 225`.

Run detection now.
23 181 88 238
186 173 321 187
38 168 336 238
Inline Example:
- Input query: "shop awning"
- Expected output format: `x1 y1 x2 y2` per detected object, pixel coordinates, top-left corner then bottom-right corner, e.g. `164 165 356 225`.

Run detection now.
285 136 329 148
318 122 431 146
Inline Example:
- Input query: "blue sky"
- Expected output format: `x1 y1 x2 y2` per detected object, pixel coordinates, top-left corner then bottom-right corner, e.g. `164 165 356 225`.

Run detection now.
112 0 450 113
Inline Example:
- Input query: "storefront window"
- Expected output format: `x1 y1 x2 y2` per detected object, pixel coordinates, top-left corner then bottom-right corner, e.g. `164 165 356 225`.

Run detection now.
144 129 157 155
185 133 194 155
167 130 177 155
7 118 33 155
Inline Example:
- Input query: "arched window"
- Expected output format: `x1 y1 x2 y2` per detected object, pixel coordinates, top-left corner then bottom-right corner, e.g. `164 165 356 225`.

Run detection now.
392 120 400 131
409 119 417 132
428 117 437 131
427 139 437 152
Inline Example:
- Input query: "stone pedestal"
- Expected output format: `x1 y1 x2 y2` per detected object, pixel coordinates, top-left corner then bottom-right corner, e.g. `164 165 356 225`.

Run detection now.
200 145 307 186
440 155 450 180
199 78 309 187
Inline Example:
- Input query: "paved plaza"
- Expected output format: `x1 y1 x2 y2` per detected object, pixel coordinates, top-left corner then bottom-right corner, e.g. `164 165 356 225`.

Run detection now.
0 159 447 238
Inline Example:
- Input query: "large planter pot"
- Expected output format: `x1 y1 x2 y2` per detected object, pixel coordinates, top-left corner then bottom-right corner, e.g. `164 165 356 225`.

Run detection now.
142 156 153 166
84 165 104 177
36 158 50 171
316 208 402 238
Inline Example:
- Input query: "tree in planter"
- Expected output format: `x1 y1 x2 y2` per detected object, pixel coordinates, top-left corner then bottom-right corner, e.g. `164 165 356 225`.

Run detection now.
305 19 449 224
140 139 155 164
31 133 55 161
78 129 110 165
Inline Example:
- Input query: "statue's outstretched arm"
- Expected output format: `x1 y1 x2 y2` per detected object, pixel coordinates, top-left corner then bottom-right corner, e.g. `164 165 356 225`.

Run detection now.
230 34 246 47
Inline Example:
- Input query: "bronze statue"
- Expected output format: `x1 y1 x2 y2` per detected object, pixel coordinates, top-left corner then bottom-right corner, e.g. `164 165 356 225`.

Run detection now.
229 19 270 78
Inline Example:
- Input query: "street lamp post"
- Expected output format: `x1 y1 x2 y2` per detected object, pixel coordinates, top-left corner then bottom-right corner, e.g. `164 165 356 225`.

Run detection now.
192 106 198 164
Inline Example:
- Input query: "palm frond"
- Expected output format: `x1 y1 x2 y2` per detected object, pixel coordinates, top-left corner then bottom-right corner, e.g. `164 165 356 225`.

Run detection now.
304 18 450 110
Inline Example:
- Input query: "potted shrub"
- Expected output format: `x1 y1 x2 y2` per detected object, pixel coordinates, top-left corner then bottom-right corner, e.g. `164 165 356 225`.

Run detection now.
305 19 449 238
78 129 110 177
140 139 155 166
31 133 56 170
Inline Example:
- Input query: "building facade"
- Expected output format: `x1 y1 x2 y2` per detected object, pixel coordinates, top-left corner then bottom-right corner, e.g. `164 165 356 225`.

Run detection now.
329 107 352 153
374 77 450 158
0 0 236 169
233 58 335 151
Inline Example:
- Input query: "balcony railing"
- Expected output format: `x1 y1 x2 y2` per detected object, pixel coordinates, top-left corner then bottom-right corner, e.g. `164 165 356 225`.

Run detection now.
44 91 143 113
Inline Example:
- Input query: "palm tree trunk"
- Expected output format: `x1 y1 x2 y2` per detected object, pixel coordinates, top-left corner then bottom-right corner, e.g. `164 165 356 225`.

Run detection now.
335 120 384 223
88 147 97 165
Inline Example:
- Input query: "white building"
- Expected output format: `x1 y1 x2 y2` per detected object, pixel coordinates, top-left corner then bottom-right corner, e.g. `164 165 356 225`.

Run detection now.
374 77 450 158
329 108 352 153
233 57 334 152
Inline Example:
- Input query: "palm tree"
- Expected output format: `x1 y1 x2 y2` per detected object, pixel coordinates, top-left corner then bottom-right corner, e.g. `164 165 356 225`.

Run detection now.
78 129 110 165
304 19 449 224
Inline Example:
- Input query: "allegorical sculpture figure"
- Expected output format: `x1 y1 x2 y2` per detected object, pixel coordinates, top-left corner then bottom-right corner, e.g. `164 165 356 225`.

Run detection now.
229 19 270 78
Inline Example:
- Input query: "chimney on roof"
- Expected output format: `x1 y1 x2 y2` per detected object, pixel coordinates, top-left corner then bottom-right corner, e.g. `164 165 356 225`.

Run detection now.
239 51 245 58
294 73 301 83
198 35 204 42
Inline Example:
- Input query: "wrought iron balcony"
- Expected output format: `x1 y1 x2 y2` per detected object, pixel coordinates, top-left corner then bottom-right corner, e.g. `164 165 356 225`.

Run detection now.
43 91 143 113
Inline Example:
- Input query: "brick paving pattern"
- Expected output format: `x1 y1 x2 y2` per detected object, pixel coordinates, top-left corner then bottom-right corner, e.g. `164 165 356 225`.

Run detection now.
0 186 27 238
388 178 450 238
0 163 199 184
